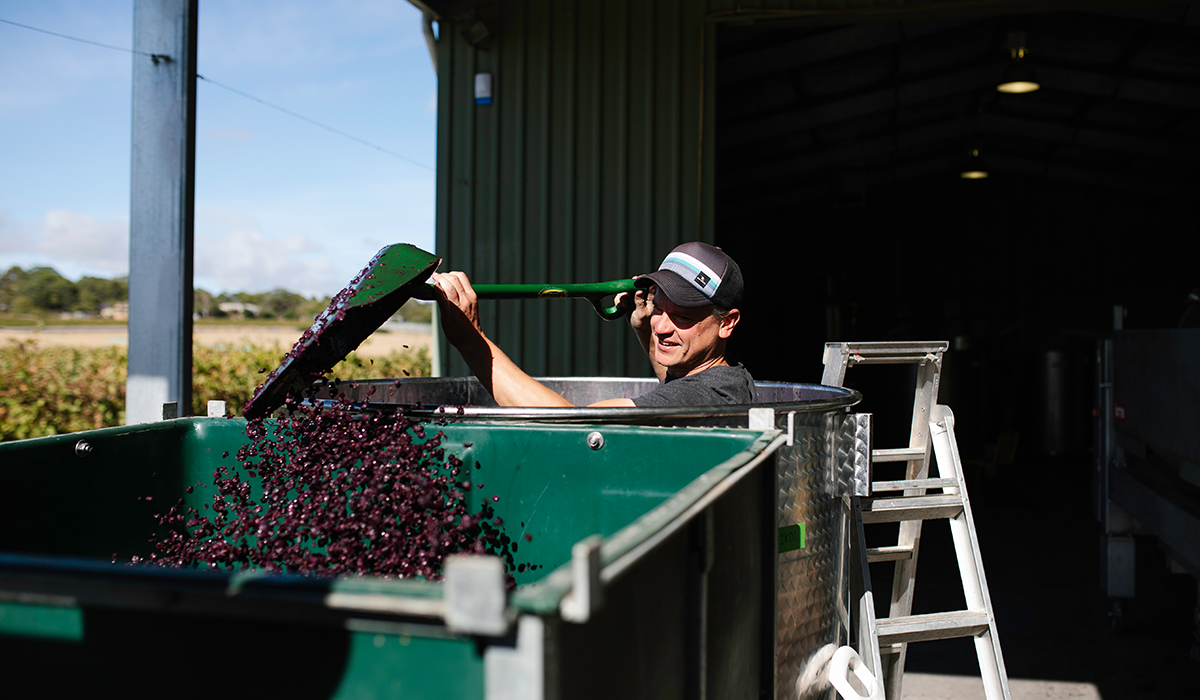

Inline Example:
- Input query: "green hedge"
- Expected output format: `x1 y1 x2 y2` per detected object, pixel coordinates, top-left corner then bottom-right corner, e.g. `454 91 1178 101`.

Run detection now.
0 340 431 442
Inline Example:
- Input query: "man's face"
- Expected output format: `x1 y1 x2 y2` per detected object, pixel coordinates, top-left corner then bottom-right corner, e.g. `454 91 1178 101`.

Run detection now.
649 289 739 377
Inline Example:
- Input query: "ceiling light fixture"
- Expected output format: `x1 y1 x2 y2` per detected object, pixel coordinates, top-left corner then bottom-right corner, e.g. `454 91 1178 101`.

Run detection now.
997 32 1040 94
960 146 989 180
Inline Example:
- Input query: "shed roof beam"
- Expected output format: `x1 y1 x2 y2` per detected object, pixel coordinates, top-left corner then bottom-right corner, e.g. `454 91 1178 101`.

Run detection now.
1093 4 1200 29
1036 65 1200 110
718 154 957 216
720 118 974 186
715 4 1200 88
721 113 1200 187
984 115 1200 162
722 63 997 148
720 149 1186 216
716 18 975 85
722 64 1200 149
985 153 1190 198
710 0 1173 29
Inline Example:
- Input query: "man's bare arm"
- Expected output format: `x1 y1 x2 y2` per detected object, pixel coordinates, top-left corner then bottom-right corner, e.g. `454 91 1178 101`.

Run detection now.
433 271 635 408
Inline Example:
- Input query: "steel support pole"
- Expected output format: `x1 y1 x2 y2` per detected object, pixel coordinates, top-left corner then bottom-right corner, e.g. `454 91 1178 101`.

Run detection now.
126 0 197 423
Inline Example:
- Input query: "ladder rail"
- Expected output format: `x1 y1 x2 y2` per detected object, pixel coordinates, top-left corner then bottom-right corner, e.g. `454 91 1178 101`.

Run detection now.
930 405 1011 700
851 497 885 682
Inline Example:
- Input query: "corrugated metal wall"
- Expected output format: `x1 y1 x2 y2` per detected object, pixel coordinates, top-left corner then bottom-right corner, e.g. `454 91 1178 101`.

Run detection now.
434 0 716 379
431 0 1043 378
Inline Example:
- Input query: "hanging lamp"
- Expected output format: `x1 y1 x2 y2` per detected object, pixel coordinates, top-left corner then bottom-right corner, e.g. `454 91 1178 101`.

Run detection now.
959 145 989 180
997 32 1040 94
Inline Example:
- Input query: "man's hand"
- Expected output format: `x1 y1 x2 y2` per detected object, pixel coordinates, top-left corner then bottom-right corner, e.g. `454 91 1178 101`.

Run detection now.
431 271 486 350
615 282 666 381
615 283 654 334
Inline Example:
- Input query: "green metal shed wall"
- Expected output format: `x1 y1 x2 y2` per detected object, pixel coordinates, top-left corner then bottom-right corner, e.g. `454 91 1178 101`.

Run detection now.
431 0 1059 378
434 0 718 379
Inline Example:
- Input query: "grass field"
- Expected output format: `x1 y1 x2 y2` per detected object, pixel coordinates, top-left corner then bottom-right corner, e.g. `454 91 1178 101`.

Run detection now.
0 316 309 328
0 316 127 327
0 338 432 441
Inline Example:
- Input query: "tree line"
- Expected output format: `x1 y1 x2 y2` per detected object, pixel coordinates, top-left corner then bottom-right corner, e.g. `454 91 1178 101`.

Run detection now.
1 266 127 316
0 266 433 323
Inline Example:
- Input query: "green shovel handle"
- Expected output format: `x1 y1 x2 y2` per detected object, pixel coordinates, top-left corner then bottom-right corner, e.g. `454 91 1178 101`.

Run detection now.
473 279 639 320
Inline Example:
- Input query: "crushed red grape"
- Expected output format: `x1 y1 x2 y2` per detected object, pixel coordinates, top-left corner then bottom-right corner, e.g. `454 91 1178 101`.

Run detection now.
146 395 517 582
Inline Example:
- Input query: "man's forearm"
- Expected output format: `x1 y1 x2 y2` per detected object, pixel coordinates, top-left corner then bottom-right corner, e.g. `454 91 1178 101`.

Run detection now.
454 333 573 407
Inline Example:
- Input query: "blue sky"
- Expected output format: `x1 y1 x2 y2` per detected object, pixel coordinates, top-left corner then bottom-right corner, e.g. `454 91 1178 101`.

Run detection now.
0 0 437 299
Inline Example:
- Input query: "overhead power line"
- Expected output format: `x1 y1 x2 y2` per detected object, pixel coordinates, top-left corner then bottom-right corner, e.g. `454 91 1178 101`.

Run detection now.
1 16 435 172
194 75 434 171
0 16 172 63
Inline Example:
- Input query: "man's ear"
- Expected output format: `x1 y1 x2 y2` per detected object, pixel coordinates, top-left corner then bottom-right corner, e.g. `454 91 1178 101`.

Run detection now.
718 308 740 339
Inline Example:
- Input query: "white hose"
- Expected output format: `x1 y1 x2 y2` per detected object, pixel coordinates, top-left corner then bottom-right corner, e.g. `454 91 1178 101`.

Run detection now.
828 646 884 700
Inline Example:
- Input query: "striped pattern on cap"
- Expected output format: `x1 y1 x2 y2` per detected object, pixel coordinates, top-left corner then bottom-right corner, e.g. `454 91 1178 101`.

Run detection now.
660 251 722 300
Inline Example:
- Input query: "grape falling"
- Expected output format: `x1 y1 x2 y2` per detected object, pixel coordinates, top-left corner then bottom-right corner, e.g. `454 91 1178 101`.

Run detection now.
145 393 527 580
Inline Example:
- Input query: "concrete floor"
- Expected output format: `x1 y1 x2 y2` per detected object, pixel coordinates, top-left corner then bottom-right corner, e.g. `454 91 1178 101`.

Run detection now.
904 672 1102 699
874 455 1199 699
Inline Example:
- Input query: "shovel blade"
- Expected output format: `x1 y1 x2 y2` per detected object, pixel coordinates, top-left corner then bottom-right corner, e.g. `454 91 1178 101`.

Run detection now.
242 244 441 419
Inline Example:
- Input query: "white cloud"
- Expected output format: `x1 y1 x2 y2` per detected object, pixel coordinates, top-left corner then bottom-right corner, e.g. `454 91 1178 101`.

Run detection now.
194 207 347 297
191 174 435 294
0 209 129 275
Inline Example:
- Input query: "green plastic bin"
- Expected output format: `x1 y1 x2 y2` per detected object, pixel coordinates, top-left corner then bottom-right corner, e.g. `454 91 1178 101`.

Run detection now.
0 416 783 699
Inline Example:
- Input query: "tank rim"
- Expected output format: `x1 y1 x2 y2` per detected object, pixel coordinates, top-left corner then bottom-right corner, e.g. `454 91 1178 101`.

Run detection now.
313 376 862 423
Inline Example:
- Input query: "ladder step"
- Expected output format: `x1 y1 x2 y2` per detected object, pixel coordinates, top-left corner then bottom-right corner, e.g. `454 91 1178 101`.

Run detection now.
876 610 991 645
872 477 958 492
823 341 947 369
867 545 914 562
835 341 949 354
872 448 926 463
849 354 942 366
861 493 963 524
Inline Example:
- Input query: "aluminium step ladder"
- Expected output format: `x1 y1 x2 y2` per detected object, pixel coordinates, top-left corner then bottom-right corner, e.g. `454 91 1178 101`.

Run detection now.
824 341 1010 700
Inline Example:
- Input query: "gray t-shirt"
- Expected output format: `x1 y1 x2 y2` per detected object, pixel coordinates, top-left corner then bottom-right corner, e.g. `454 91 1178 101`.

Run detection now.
631 364 756 407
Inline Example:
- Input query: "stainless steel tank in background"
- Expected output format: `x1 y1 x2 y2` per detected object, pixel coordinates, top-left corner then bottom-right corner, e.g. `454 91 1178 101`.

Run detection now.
321 377 864 700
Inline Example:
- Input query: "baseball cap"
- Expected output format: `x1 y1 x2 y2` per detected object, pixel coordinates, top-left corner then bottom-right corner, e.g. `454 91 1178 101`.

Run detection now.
635 242 744 309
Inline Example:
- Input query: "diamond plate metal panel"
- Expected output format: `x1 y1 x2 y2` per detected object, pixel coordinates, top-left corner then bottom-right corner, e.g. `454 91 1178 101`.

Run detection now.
773 410 852 700
838 413 872 497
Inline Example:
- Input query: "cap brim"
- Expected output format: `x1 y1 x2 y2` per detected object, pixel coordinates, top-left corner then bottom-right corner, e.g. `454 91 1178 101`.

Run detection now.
635 270 712 308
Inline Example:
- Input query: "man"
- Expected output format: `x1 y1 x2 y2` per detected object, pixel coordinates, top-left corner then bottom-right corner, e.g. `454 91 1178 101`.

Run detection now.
432 241 753 407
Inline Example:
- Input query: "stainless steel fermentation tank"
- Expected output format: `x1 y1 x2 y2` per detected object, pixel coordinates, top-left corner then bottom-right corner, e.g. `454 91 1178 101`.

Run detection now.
1097 328 1200 644
323 377 866 700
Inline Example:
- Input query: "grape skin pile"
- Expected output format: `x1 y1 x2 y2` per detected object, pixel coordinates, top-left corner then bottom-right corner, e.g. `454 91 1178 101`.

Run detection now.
145 394 515 581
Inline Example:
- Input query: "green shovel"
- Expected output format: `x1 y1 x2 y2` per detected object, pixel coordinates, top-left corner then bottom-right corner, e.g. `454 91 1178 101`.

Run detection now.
243 243 637 418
